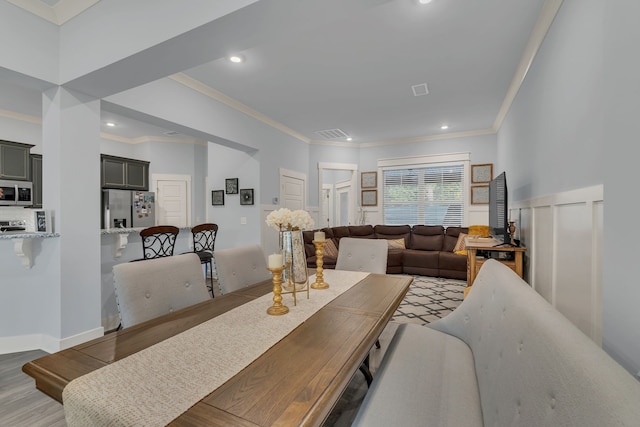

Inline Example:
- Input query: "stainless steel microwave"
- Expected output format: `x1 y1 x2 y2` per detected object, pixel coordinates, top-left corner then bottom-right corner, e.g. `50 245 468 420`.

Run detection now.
0 179 33 206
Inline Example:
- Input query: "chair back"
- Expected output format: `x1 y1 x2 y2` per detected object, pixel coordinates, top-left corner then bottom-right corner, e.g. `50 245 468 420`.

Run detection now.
192 223 218 253
335 237 388 274
214 245 270 294
113 253 210 328
140 225 179 259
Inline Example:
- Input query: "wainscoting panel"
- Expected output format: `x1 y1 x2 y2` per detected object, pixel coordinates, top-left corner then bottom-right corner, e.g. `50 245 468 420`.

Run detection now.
511 185 603 345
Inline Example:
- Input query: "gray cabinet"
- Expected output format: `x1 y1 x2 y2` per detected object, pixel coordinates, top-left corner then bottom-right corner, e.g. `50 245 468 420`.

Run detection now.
30 154 43 208
101 155 149 190
0 140 33 180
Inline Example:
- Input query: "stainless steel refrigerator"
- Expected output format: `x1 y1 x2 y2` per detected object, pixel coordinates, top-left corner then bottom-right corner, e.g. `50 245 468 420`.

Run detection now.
102 189 156 229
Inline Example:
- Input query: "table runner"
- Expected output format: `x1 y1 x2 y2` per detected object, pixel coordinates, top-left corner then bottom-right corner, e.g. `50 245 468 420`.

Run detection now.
63 270 369 426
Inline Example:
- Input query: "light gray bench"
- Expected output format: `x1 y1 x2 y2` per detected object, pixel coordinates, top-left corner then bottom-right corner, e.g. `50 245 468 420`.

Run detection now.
353 259 640 427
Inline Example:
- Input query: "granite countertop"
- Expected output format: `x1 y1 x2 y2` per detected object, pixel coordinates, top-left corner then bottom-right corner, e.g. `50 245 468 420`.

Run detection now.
0 232 59 239
101 226 192 235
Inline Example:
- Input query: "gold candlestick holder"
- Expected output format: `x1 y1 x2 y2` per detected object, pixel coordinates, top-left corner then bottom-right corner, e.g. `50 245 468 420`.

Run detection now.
311 240 330 289
266 266 289 316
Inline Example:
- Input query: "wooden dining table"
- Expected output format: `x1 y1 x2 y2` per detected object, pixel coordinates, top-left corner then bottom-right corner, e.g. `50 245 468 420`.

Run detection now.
23 272 412 426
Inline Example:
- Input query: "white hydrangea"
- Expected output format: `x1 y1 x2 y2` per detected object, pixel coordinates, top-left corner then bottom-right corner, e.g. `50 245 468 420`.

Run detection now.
265 208 314 231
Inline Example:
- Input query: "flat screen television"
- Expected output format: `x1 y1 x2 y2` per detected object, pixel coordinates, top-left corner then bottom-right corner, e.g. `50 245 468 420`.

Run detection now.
489 171 510 245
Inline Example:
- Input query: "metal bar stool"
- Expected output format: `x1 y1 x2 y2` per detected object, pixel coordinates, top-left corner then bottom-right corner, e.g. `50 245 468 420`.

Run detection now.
139 225 180 259
191 223 218 297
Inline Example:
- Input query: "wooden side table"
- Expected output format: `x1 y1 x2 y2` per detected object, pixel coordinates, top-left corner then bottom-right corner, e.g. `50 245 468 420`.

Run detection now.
465 237 527 297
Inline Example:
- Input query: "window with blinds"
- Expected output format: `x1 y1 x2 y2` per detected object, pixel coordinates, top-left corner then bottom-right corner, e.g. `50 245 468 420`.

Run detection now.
382 164 464 226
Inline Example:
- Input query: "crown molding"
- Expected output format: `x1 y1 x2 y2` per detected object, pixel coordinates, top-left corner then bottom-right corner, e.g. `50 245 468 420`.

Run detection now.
493 0 563 131
169 73 311 144
100 132 206 145
7 0 99 25
0 109 41 124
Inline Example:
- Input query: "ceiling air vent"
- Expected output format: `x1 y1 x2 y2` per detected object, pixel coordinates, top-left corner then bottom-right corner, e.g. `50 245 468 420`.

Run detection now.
163 131 179 136
315 128 349 140
411 83 429 97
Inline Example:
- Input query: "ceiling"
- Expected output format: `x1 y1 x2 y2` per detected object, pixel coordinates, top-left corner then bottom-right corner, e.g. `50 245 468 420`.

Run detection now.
3 0 550 146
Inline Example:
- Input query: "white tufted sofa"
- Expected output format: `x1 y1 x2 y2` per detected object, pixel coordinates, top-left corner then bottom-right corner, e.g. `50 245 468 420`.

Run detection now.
353 259 640 427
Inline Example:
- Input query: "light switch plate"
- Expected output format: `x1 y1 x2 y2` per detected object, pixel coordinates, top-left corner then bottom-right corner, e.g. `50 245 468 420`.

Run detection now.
240 217 247 225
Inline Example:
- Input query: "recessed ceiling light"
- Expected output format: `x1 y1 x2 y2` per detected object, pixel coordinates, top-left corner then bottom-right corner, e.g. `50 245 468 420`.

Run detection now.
346 137 353 141
440 125 449 130
106 122 116 127
418 0 432 4
229 55 244 63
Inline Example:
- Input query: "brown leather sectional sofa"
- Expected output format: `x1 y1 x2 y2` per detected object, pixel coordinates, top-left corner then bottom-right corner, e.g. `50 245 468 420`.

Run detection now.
303 224 469 280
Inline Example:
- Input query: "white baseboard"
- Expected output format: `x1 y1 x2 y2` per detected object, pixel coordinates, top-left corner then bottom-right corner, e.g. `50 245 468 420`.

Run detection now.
0 327 104 355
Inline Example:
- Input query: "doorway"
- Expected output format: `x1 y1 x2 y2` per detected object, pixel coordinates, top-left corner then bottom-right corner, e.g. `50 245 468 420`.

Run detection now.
318 162 357 227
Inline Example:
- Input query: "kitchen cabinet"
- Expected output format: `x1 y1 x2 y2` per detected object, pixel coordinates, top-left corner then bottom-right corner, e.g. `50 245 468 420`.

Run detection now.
0 140 33 181
30 154 43 208
101 155 149 190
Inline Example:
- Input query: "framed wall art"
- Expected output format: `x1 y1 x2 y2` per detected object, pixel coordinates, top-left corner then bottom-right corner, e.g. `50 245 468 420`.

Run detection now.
240 188 254 205
361 189 377 206
225 178 239 194
211 190 224 206
361 171 377 188
471 163 493 183
470 185 490 205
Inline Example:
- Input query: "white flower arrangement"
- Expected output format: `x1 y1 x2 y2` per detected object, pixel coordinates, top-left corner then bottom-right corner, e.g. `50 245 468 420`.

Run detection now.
266 208 315 231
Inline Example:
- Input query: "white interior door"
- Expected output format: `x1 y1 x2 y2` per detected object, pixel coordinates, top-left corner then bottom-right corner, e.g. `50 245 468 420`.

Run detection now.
335 180 352 226
280 169 306 211
154 176 190 227
322 184 333 228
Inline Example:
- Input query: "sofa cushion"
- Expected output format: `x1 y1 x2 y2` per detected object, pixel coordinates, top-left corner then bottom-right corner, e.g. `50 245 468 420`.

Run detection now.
443 226 469 252
409 225 444 250
332 226 351 239
348 225 375 238
323 239 339 258
387 238 406 249
402 249 439 276
374 225 411 247
352 323 483 427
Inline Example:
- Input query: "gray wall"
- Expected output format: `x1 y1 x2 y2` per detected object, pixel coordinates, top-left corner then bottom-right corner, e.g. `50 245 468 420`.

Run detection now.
499 0 639 375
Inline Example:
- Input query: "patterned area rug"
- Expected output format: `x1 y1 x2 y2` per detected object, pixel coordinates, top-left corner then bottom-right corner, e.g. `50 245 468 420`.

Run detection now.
323 275 467 427
391 275 467 325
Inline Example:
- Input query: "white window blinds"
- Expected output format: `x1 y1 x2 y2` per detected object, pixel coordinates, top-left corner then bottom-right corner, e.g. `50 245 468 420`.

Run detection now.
382 164 464 226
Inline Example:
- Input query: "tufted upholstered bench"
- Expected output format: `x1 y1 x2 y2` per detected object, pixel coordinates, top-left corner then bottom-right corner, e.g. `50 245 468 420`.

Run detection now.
113 253 211 328
353 259 640 427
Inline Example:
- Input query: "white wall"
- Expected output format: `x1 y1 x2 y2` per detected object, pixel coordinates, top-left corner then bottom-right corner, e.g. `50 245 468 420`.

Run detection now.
499 0 639 376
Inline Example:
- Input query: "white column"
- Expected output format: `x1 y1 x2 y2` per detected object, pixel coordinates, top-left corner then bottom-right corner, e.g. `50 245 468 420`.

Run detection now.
42 86 103 342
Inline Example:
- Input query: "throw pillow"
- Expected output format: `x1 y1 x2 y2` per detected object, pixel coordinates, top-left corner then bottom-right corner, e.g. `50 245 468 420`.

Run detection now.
387 238 406 249
323 239 339 258
468 225 490 238
454 232 468 255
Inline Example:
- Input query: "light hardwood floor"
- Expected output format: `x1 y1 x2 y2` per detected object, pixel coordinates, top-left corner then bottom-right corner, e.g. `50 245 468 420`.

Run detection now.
0 350 66 427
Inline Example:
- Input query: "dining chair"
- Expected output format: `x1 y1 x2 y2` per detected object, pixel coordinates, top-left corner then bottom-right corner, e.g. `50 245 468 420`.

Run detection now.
214 245 271 294
190 223 218 298
335 237 389 386
139 225 179 259
335 237 388 274
113 253 210 328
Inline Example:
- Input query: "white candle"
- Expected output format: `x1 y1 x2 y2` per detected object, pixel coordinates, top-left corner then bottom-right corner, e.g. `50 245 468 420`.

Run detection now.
314 231 325 242
268 253 283 268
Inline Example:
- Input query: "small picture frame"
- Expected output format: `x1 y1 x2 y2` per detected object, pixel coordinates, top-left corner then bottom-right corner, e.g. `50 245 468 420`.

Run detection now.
471 164 493 183
225 178 239 194
361 171 377 188
240 188 254 205
471 185 490 205
362 189 377 206
211 190 224 206
34 209 51 233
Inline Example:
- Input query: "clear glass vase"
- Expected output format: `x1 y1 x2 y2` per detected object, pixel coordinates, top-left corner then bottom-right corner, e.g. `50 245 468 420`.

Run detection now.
280 229 308 291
